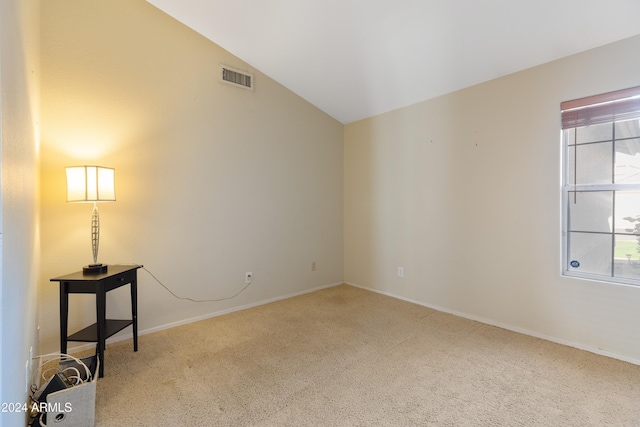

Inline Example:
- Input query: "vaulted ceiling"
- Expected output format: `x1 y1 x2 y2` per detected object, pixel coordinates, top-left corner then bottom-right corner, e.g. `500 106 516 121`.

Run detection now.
147 0 640 124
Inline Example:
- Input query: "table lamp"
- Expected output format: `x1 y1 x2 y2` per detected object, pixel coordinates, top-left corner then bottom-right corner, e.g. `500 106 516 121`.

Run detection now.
66 166 116 274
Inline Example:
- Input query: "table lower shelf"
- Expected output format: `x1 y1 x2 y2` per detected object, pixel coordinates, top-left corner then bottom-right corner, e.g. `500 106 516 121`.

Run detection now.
67 319 133 342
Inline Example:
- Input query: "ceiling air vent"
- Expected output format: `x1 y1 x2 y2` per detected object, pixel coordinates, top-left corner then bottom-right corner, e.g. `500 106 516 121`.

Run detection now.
220 65 254 90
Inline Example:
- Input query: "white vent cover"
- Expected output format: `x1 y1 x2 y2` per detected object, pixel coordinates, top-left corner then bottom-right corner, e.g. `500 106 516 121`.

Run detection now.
220 65 254 90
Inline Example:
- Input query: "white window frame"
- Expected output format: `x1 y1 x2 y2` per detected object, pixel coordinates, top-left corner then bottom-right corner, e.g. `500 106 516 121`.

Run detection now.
561 86 640 286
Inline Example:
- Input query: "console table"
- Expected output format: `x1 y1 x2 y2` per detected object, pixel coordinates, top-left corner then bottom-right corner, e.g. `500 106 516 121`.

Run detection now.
51 264 142 378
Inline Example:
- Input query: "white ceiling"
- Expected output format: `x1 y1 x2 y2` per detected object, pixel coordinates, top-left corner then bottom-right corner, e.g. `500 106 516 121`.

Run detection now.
147 0 640 124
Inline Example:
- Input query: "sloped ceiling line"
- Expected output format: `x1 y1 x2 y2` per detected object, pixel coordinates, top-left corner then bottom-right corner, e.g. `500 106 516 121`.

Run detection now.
147 0 640 124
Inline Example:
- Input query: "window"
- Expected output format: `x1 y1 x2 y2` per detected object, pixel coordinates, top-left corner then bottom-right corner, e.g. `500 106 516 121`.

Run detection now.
562 86 640 285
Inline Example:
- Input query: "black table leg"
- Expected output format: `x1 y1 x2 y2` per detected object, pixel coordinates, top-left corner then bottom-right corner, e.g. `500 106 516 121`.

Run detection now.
131 280 138 352
60 282 69 354
96 288 106 378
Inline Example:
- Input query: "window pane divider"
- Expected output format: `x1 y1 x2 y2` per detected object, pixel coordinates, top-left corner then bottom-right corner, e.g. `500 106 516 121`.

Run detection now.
566 183 640 192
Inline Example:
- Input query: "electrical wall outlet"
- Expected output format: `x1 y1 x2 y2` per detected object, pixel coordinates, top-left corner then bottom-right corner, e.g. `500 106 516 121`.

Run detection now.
245 272 252 284
397 267 404 278
311 261 316 271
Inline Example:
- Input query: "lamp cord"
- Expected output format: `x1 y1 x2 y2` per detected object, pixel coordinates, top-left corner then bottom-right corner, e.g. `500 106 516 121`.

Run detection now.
112 264 253 302
140 266 253 303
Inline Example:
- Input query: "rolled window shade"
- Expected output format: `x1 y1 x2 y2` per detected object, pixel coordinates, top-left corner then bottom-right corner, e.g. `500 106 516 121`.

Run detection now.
561 86 640 129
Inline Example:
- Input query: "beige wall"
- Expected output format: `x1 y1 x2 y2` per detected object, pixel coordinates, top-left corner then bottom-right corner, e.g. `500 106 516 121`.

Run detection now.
39 0 344 354
36 0 640 368
345 34 640 362
1 0 40 423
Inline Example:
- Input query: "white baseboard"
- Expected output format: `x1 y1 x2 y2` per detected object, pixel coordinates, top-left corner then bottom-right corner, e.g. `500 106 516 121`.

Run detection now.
344 281 640 366
66 282 344 354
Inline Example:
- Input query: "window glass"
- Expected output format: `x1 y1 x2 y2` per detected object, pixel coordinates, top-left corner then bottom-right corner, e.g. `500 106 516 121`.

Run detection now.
614 234 640 281
567 141 612 185
568 191 612 233
614 138 640 184
576 122 612 143
615 119 640 139
567 232 612 276
615 191 640 232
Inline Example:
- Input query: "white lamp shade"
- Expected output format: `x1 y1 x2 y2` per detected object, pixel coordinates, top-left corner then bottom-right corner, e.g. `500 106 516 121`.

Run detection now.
66 166 116 202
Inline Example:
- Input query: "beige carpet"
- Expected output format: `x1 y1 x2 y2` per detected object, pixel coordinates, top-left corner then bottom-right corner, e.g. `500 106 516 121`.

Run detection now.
90 284 640 426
